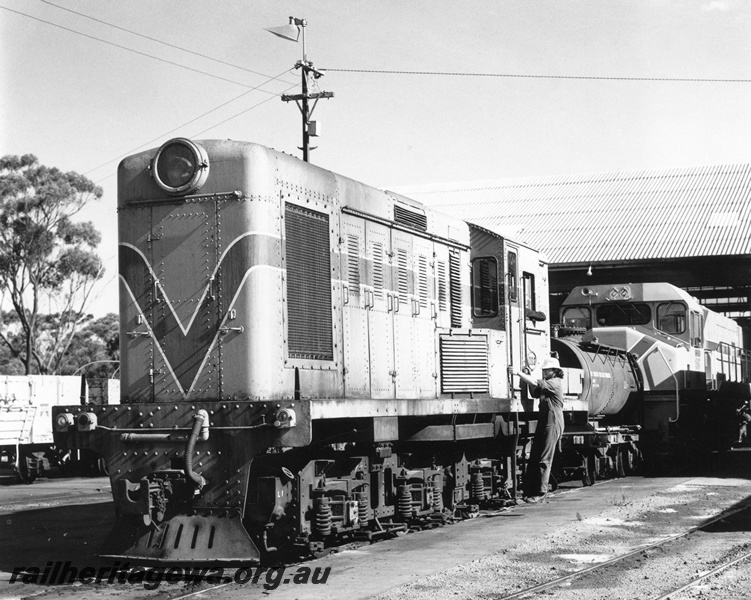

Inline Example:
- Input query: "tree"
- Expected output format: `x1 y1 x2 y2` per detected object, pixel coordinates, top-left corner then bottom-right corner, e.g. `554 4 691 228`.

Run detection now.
0 154 104 374
58 312 120 378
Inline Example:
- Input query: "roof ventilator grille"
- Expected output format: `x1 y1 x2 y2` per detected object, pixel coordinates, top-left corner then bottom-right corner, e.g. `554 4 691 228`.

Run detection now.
394 204 427 231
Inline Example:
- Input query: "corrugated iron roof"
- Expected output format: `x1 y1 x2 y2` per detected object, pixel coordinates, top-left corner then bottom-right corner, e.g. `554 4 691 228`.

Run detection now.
393 164 751 265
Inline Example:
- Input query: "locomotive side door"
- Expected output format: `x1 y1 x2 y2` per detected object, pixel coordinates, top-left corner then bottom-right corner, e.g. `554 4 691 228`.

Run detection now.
413 236 438 399
340 215 371 398
505 245 525 377
468 226 507 398
148 201 221 401
366 221 395 399
392 229 417 398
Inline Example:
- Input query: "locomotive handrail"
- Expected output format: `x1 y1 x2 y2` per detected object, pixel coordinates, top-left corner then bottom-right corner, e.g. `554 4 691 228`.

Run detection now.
647 346 681 423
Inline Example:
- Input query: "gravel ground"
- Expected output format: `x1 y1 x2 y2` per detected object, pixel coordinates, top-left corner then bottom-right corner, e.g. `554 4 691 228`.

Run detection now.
370 479 751 600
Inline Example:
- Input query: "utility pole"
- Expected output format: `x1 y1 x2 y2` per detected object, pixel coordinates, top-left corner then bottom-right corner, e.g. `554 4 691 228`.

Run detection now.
268 18 334 163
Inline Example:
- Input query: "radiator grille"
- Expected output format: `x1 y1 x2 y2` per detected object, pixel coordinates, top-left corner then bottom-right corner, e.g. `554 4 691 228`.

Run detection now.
394 204 427 231
285 204 333 360
440 335 489 393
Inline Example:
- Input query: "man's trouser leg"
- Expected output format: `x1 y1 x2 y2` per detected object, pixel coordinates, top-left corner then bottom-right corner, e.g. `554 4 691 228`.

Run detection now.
538 416 563 495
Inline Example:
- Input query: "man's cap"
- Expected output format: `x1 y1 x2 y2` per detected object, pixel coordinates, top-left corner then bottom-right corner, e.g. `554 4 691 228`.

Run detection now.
541 356 561 370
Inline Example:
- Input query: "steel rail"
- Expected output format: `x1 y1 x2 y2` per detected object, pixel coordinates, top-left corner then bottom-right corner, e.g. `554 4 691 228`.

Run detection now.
652 549 751 600
497 503 751 600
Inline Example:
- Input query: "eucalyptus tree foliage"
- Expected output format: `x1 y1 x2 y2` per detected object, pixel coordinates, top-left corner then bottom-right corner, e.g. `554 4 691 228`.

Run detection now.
0 154 104 374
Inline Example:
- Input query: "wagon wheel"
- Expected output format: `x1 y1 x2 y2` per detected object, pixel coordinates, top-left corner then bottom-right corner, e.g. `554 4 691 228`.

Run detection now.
15 449 40 484
307 541 331 560
626 448 644 476
581 454 597 487
616 448 626 478
621 442 644 476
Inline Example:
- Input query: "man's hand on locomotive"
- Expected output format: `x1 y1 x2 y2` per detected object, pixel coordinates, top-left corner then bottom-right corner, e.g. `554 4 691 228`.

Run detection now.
509 367 529 374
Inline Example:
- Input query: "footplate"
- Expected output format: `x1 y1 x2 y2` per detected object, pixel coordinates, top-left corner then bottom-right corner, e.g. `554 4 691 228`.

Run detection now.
101 513 260 563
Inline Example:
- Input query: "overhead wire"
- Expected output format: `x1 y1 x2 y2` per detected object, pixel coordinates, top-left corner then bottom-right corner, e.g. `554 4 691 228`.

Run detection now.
0 2 303 178
322 68 751 84
37 0 296 86
83 71 299 180
0 4 286 93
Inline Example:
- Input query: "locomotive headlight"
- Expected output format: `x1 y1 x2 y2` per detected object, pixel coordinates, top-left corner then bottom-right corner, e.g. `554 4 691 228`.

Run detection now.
55 412 75 432
274 408 297 429
77 412 98 432
151 138 209 195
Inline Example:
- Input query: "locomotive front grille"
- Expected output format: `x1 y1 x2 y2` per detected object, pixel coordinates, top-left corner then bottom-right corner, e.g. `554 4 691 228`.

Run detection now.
285 204 334 361
439 335 490 393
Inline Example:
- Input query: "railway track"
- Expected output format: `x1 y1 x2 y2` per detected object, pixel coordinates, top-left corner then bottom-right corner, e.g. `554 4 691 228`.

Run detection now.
652 548 751 600
495 503 751 600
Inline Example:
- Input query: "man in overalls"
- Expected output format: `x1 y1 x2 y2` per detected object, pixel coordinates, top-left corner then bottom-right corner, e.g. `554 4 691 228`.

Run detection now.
512 355 565 503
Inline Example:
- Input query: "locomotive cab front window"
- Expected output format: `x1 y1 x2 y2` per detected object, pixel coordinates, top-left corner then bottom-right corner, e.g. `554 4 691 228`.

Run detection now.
657 302 687 334
595 303 651 327
561 306 591 329
471 256 499 318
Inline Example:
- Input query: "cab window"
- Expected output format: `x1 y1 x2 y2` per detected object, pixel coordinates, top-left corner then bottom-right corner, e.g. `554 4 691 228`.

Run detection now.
657 302 686 334
522 272 535 312
507 251 517 303
595 303 651 326
472 257 498 318
561 306 591 329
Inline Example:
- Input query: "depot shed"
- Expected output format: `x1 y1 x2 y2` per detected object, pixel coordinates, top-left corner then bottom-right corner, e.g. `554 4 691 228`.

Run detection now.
394 164 751 336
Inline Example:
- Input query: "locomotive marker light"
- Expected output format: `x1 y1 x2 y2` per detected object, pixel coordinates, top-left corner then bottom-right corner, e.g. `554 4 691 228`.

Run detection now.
54 412 75 433
151 138 209 195
76 412 98 432
266 17 334 163
274 408 297 429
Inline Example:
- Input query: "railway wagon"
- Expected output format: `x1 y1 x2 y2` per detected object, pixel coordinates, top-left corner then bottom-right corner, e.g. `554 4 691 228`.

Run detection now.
0 375 118 482
52 137 593 563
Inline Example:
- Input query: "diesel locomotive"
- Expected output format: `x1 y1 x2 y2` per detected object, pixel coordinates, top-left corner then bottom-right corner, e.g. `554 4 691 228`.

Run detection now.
51 138 749 564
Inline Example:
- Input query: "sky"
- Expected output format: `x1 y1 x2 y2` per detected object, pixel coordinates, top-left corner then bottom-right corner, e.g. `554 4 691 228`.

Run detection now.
2 0 750 317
